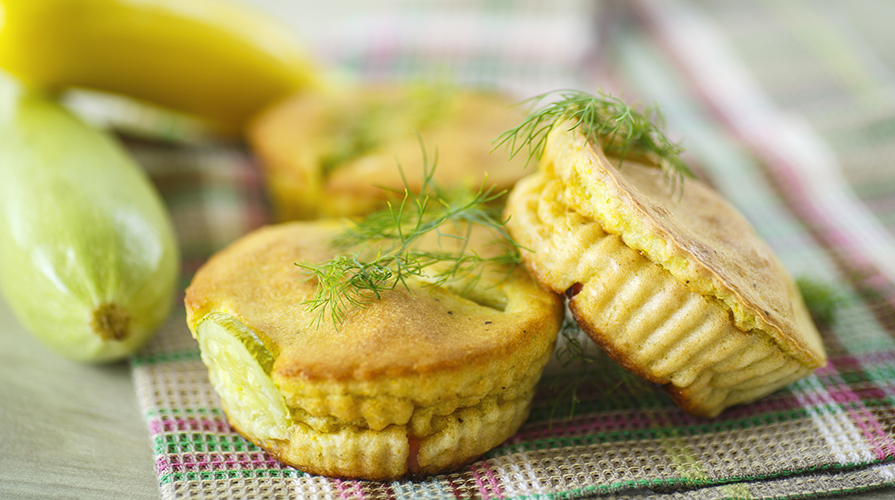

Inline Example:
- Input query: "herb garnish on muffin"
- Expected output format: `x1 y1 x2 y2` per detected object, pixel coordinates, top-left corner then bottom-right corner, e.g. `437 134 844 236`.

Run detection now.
298 144 522 328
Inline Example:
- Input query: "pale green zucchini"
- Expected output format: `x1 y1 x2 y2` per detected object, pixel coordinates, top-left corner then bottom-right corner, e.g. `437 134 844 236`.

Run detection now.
0 78 179 363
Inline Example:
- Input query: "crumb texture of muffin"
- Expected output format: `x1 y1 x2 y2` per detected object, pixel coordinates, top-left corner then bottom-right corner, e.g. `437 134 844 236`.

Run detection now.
504 124 826 417
248 84 530 220
184 221 562 479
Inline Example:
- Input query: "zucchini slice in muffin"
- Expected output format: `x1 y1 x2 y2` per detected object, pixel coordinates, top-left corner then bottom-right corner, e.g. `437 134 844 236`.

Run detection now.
504 123 826 417
248 84 530 220
185 221 562 479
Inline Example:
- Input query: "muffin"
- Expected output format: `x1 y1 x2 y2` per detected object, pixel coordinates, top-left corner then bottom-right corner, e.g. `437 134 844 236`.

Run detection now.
504 123 826 417
248 84 530 220
184 221 563 479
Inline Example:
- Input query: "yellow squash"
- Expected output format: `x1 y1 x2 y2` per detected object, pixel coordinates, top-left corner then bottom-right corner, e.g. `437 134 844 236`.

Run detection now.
0 0 318 129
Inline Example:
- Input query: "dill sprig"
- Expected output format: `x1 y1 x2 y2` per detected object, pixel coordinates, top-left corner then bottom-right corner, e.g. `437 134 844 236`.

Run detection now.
297 145 520 329
494 89 694 191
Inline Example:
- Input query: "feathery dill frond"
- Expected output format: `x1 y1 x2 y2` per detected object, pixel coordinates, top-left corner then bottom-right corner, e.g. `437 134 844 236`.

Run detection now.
298 142 520 329
494 89 694 192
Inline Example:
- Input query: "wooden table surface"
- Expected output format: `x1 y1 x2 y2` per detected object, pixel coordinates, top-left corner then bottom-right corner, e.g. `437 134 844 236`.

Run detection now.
0 298 158 500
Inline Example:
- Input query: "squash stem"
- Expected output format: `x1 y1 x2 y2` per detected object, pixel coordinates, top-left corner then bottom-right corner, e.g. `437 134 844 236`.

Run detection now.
91 303 131 341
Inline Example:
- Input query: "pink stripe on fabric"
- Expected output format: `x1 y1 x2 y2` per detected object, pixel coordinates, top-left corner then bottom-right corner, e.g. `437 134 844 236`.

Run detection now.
148 416 232 435
335 479 351 500
470 461 503 499
804 339 895 461
445 473 465 498
163 453 284 473
815 362 841 377
484 463 503 498
347 479 367 500
761 151 875 253
334 478 368 500
826 383 895 460
157 455 173 477
824 352 895 370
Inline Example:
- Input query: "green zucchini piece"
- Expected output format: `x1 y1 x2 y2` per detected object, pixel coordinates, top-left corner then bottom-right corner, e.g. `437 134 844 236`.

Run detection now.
196 313 291 440
0 76 179 363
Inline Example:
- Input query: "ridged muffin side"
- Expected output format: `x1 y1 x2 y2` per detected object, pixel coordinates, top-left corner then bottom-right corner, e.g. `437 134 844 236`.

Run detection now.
506 170 818 417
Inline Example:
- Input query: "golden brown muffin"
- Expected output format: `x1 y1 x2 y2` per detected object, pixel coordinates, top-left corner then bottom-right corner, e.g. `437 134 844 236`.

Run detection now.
248 84 530 220
504 124 826 417
184 221 562 479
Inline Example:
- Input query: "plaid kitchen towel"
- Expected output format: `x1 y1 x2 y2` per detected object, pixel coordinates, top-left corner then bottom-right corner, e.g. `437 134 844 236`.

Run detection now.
127 0 895 498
